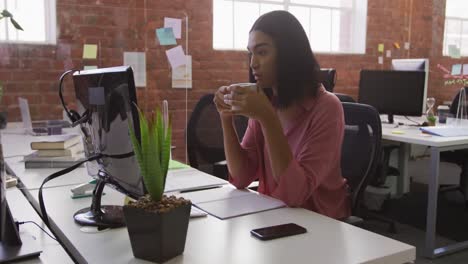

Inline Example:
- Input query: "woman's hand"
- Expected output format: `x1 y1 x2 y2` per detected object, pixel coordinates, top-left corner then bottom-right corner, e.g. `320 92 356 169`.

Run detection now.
213 86 233 119
223 85 275 123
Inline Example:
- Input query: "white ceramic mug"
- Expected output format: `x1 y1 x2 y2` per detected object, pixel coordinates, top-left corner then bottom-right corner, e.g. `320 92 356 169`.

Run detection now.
227 83 258 110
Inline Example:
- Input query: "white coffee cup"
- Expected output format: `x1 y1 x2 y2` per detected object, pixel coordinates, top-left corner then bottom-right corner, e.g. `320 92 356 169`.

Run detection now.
227 83 258 110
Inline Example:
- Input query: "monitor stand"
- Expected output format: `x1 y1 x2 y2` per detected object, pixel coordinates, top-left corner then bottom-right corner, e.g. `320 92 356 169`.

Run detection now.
387 114 394 124
73 177 125 229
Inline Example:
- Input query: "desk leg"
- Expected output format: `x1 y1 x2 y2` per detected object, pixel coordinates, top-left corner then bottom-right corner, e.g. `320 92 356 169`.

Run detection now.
397 143 410 196
425 147 440 258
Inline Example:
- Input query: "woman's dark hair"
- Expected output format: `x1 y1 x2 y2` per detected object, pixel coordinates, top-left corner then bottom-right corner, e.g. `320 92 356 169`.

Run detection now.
249 10 321 108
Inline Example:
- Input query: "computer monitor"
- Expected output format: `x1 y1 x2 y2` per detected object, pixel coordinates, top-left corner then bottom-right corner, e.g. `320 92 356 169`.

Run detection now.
391 58 429 113
358 70 426 124
0 145 41 261
71 66 144 228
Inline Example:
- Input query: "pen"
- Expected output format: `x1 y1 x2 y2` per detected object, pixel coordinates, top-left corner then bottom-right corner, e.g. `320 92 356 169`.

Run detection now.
179 185 222 193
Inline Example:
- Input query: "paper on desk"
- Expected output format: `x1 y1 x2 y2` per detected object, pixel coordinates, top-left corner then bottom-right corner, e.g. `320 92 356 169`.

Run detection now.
83 44 97 59
194 191 286 220
165 45 186 69
164 17 182 39
177 185 252 204
123 52 146 87
420 126 468 137
164 168 227 193
156 28 177 45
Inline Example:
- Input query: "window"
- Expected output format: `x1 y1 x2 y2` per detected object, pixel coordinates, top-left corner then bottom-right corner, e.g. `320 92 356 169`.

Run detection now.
0 0 56 44
213 0 368 54
443 0 468 56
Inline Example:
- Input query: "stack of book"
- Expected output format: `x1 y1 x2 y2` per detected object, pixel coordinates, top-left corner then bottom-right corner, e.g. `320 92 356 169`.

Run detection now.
24 134 85 169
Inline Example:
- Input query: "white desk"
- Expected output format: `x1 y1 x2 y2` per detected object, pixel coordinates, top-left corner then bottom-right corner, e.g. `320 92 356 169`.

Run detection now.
6 187 73 264
26 186 414 264
2 126 416 264
381 123 468 258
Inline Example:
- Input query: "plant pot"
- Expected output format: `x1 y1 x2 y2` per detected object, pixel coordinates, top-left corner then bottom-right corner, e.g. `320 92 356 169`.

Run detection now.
123 202 191 263
0 111 7 129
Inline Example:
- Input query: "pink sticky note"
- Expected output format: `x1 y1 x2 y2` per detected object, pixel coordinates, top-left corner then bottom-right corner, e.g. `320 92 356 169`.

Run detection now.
165 45 186 69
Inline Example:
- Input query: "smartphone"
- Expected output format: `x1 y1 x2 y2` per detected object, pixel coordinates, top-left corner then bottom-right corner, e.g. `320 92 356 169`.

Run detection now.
250 223 307 240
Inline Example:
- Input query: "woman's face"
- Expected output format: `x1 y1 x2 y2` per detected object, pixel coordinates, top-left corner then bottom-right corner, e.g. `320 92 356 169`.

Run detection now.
248 31 277 89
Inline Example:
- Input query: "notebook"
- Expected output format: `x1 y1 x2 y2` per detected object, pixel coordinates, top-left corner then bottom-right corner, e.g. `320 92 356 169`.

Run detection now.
18 97 71 136
420 126 468 137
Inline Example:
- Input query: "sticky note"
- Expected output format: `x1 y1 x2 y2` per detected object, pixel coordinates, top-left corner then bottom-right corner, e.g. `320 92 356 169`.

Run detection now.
83 44 97 59
378 43 384 53
448 45 461 59
164 17 182 39
463 64 468 75
172 55 192 89
84 66 98 70
156 28 177 46
392 130 405 135
165 45 186 69
451 64 462 75
386 50 391 58
393 42 400 49
404 42 410 50
378 56 383 64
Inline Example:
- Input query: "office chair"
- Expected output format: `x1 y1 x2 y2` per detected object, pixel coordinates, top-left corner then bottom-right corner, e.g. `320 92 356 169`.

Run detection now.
186 94 248 179
319 68 337 92
440 87 468 207
335 93 355 103
341 103 397 233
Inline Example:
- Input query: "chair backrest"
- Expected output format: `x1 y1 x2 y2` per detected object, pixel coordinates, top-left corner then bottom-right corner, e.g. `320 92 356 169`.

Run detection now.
334 93 356 103
341 102 382 213
449 86 468 116
319 68 337 92
186 94 248 171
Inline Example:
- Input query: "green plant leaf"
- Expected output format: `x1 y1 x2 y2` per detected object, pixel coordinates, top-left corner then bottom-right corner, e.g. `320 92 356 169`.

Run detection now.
10 18 23 31
1 10 12 18
128 107 172 202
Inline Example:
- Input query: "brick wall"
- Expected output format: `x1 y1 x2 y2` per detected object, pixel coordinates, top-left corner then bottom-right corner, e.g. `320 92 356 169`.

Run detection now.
0 0 465 161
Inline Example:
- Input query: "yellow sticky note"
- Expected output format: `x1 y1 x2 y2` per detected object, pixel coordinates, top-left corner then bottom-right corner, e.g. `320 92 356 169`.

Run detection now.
378 43 384 53
83 44 98 59
391 130 405 135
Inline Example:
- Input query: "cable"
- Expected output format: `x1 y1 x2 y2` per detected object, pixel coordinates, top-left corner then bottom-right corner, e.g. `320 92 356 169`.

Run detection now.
404 116 421 125
17 221 57 241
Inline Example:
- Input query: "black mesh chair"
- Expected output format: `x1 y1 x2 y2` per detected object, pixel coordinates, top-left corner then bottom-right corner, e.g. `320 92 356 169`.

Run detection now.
440 87 468 206
186 94 248 179
319 68 337 92
341 103 382 217
335 93 355 103
341 102 397 232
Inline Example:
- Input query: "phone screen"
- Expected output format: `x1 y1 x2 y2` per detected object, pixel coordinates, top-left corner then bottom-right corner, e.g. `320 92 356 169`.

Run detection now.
250 223 307 240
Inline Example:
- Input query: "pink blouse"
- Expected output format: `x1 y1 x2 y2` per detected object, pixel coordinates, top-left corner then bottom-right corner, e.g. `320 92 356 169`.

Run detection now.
229 86 351 219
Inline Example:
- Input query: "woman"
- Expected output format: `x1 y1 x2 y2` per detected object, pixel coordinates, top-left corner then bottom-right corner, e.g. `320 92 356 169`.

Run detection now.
213 10 350 219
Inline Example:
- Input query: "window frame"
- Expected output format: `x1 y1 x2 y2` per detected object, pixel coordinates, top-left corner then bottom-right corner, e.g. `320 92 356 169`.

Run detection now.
213 0 367 54
0 0 57 45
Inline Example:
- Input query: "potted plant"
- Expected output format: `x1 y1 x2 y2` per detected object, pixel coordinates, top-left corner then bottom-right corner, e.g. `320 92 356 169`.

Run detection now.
124 108 191 263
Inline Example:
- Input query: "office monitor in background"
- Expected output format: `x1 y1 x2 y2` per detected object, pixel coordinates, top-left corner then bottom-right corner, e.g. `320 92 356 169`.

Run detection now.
358 70 426 124
72 66 144 228
391 58 429 113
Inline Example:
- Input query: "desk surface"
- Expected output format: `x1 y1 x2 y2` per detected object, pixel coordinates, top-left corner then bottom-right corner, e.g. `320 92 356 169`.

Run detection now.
6 187 73 264
28 186 415 264
382 124 468 147
2 124 416 264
